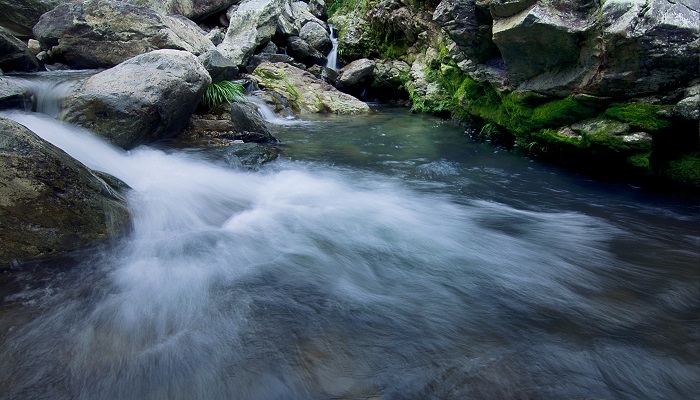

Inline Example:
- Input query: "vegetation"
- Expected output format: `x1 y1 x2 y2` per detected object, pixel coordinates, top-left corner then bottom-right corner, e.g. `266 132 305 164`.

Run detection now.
604 103 672 132
201 80 246 112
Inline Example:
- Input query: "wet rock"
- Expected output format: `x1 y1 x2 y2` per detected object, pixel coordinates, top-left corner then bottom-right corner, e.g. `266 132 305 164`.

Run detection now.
0 77 32 110
253 62 369 114
0 26 40 72
199 49 239 83
0 117 130 266
33 0 215 69
217 0 283 67
63 50 211 149
307 65 338 84
229 101 277 142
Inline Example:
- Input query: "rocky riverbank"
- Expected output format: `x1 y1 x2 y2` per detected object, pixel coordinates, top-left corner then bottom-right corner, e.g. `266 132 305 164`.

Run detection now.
0 0 698 265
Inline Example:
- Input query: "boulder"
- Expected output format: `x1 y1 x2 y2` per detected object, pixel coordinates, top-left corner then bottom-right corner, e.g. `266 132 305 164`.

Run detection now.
229 102 276 142
584 0 700 97
252 62 370 114
337 58 375 91
0 117 130 266
491 1 599 95
286 36 327 67
488 0 537 18
125 0 239 21
0 0 61 39
300 21 333 54
63 50 211 149
433 0 499 63
0 77 32 110
217 0 283 67
246 53 301 73
328 12 372 60
33 0 215 69
672 85 700 121
199 49 239 83
304 0 327 19
0 27 40 73
372 59 411 98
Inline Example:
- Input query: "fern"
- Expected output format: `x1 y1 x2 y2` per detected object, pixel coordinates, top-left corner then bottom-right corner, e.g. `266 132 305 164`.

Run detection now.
201 81 246 112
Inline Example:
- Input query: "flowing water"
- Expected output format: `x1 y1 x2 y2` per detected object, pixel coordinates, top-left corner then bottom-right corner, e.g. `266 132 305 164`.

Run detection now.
326 25 339 71
0 98 699 399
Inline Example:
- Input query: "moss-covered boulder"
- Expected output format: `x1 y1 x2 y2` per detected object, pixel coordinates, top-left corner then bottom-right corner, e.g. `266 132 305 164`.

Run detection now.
252 62 369 114
63 50 211 149
0 117 130 267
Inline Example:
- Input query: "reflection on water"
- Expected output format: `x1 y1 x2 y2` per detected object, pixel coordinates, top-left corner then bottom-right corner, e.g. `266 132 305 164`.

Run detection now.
0 107 698 399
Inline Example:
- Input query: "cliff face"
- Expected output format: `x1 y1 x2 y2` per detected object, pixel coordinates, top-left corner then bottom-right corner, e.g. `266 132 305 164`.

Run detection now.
330 0 700 188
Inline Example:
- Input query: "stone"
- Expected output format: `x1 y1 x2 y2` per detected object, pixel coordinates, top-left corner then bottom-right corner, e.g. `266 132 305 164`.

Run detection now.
372 59 411 97
300 21 333 54
0 77 32 110
0 0 61 39
305 0 327 19
33 0 215 69
217 0 283 67
246 53 301 73
0 117 130 266
433 0 499 63
252 62 369 114
286 36 327 67
673 88 700 121
126 0 239 21
229 101 276 142
63 50 211 149
0 26 40 72
488 0 537 18
199 49 239 83
337 58 376 91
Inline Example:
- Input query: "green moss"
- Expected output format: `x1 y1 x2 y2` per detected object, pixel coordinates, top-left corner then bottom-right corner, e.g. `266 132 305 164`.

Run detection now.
605 103 671 132
627 152 651 170
664 152 700 187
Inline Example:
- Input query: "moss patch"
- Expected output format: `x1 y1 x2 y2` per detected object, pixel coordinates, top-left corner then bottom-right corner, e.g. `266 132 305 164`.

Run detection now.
605 103 671 132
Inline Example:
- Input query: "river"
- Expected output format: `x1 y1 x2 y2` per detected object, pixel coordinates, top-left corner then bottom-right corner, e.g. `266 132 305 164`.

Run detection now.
0 99 698 399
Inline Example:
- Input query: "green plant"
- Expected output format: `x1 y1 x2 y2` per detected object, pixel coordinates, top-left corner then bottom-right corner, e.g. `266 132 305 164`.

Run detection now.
605 103 671 132
201 81 246 111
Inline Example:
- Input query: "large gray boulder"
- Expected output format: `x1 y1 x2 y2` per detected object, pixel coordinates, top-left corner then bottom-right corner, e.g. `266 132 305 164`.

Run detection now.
0 0 61 39
300 21 333 54
198 49 239 83
0 27 40 72
0 117 130 266
63 50 211 149
253 62 369 114
372 59 411 97
33 0 215 69
286 36 327 67
217 0 283 67
126 0 239 21
433 0 499 63
585 0 700 97
337 58 376 91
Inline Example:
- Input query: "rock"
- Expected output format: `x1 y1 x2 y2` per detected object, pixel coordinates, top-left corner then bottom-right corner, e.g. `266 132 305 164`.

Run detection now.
217 0 283 67
433 0 499 63
286 36 327 67
307 64 338 84
569 117 652 150
126 0 239 21
27 39 41 56
199 49 239 83
673 85 700 121
404 49 449 111
491 1 599 95
0 0 61 39
63 50 211 149
259 41 278 54
246 53 302 73
488 0 537 18
305 0 327 19
300 21 332 54
372 59 411 98
336 58 375 91
0 26 40 72
584 0 700 97
328 13 372 60
0 77 32 110
33 0 215 69
0 117 130 266
206 27 226 46
290 1 326 30
252 62 370 114
229 101 276 142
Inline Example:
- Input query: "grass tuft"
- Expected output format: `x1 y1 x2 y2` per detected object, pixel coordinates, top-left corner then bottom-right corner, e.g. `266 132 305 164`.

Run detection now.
201 81 246 112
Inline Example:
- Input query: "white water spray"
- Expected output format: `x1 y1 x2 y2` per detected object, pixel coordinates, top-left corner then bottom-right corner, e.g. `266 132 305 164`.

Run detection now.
326 24 339 71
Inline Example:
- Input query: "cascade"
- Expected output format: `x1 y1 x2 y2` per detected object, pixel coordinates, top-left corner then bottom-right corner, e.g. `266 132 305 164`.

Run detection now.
326 24 339 71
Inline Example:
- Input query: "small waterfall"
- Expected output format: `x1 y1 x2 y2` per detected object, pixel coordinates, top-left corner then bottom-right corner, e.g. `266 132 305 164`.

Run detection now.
246 95 303 125
326 24 339 71
5 70 95 118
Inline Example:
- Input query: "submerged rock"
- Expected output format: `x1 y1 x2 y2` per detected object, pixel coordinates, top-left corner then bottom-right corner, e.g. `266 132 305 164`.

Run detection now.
0 117 130 266
33 0 215 69
0 26 40 72
63 50 211 149
253 62 369 114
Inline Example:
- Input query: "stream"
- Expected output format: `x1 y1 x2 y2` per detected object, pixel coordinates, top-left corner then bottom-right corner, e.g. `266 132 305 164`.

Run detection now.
0 87 698 399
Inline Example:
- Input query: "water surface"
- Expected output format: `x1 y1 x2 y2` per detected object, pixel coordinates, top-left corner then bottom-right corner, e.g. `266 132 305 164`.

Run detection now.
1 107 698 400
